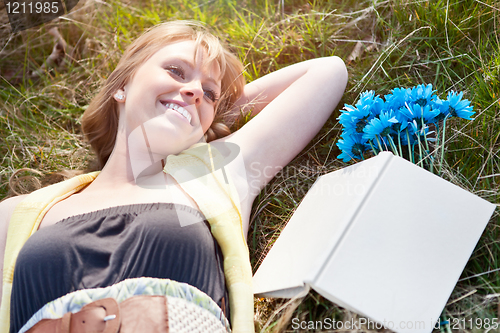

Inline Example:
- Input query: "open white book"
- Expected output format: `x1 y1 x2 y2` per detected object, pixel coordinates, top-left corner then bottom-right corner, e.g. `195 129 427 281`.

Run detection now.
253 152 496 333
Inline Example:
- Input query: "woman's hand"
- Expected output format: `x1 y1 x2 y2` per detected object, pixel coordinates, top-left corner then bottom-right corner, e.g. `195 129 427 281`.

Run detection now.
220 56 348 197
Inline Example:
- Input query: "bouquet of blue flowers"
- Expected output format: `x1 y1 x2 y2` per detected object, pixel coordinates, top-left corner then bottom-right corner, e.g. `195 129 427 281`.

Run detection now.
336 84 475 174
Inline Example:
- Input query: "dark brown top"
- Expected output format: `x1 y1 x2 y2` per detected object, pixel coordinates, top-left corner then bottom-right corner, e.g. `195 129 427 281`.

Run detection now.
10 203 229 333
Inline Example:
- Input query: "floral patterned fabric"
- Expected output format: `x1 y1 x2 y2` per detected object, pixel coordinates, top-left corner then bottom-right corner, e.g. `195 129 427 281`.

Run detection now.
19 277 231 333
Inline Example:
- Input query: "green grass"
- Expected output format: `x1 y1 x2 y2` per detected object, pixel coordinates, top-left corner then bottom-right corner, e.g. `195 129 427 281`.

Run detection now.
1 0 499 331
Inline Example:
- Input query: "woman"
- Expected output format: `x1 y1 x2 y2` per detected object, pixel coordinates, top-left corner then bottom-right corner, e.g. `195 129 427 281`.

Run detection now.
0 20 347 333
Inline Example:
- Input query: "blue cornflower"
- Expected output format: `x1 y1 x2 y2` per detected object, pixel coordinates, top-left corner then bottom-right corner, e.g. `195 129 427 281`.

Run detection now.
338 104 374 135
439 91 475 120
336 85 474 167
410 84 436 107
401 103 441 124
356 90 385 116
390 110 409 134
408 119 434 142
338 104 359 132
336 134 369 162
362 111 398 140
385 87 411 112
400 128 415 146
399 103 415 121
356 90 376 106
430 96 447 121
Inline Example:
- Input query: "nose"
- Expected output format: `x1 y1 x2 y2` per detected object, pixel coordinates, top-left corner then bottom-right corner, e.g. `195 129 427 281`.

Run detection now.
180 80 203 106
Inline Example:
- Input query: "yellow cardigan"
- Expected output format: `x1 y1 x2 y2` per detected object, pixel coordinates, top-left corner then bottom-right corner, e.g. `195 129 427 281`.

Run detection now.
1 143 254 333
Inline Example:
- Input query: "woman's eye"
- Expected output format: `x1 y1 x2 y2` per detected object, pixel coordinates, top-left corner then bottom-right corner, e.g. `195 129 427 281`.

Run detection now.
166 65 184 79
204 89 218 103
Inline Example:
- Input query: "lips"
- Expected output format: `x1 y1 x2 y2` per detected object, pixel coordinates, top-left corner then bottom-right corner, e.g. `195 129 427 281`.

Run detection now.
160 101 192 124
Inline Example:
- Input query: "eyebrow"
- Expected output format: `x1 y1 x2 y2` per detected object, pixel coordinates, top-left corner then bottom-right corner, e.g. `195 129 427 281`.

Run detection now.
175 57 221 90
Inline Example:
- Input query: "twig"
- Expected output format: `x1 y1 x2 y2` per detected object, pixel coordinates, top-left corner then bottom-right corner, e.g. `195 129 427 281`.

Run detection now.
458 267 500 282
446 289 477 305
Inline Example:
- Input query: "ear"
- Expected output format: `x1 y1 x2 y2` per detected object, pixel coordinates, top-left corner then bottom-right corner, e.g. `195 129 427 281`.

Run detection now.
113 89 126 103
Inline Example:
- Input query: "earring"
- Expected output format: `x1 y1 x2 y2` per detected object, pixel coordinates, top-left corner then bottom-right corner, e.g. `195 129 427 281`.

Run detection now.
115 93 125 101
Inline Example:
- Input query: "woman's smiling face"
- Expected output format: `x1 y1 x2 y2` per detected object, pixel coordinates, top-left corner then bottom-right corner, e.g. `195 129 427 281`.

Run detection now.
120 40 222 153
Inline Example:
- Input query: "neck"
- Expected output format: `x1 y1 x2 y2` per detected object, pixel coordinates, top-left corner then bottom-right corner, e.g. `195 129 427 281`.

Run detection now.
82 126 171 192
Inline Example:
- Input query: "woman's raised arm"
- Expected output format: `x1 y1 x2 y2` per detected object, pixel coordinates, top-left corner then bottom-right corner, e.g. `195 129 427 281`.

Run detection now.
221 56 348 196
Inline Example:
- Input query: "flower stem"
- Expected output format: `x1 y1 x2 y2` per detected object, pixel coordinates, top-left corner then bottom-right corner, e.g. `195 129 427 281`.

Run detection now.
375 135 384 152
432 122 441 172
397 132 403 157
438 115 449 176
416 133 424 168
421 116 430 152
420 117 432 170
387 135 399 156
369 141 378 155
406 129 413 164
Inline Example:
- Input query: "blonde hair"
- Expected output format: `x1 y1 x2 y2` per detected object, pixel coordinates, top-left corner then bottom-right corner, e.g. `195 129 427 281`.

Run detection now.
82 20 245 169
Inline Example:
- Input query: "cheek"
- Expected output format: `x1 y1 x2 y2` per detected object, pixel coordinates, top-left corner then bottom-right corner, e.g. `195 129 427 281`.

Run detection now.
201 109 216 133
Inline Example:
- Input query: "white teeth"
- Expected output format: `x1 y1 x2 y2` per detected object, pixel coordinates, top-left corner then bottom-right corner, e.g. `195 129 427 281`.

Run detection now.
162 102 192 124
